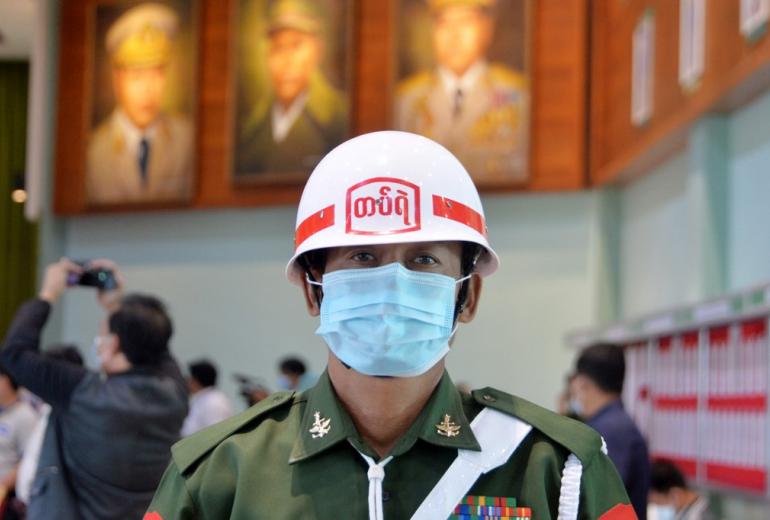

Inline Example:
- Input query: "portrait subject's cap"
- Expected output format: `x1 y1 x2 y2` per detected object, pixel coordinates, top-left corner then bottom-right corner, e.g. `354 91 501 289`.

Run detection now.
106 3 179 67
267 0 323 36
427 0 496 13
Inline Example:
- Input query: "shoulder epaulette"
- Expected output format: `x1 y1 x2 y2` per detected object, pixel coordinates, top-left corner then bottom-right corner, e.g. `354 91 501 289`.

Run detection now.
487 63 528 89
395 71 435 96
172 391 295 474
471 387 602 466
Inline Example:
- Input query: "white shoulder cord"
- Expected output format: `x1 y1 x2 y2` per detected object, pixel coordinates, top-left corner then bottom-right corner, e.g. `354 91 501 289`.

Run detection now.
354 448 394 520
557 437 608 520
411 408 532 520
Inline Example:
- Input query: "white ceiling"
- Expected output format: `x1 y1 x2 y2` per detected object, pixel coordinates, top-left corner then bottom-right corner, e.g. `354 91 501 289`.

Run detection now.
0 0 36 59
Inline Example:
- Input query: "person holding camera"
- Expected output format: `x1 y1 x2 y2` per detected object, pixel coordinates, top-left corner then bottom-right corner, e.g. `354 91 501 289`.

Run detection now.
0 258 188 520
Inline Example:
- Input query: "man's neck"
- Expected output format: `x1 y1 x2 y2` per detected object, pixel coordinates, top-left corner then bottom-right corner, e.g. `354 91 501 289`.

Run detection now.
0 394 18 409
327 354 444 458
584 392 619 420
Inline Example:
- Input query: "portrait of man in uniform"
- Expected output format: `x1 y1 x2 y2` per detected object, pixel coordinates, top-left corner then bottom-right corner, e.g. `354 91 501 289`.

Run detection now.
233 0 351 183
394 0 530 186
86 1 196 206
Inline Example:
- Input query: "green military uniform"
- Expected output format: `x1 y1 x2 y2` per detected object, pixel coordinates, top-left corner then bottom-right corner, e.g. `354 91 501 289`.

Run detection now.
146 371 634 519
235 73 348 179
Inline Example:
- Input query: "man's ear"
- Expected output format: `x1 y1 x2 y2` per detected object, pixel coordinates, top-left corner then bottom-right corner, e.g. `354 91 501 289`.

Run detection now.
108 333 121 355
457 274 482 324
300 267 324 317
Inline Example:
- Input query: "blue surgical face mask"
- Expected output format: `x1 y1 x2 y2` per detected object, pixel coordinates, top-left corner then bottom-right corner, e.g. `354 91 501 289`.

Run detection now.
569 397 584 418
308 262 470 377
650 504 676 520
277 375 293 390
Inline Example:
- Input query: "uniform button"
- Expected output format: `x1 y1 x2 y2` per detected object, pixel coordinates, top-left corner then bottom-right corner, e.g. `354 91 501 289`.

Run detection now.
482 394 496 402
382 490 391 502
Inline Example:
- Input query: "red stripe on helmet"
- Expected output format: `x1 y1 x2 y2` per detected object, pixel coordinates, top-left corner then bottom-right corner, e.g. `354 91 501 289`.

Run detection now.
432 195 486 237
295 204 335 248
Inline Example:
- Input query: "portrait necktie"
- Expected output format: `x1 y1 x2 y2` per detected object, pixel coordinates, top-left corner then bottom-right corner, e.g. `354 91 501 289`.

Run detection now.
453 88 463 119
138 137 150 185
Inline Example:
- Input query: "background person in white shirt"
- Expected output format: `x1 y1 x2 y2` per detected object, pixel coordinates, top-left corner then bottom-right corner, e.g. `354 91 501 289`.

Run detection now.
181 360 234 436
0 368 39 506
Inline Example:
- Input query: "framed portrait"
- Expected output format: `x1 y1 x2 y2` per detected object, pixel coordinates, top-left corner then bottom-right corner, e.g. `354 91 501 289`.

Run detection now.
86 0 198 207
393 0 532 188
232 0 354 184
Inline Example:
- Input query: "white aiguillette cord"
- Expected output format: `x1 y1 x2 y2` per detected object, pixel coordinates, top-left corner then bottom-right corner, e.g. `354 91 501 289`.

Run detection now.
410 408 533 520
354 446 394 520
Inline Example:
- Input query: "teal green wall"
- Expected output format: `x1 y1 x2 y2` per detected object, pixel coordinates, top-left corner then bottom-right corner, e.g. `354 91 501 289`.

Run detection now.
54 193 604 411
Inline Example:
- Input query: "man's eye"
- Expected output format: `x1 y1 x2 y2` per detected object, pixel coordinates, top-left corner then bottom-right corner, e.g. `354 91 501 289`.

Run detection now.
351 252 375 263
413 255 438 265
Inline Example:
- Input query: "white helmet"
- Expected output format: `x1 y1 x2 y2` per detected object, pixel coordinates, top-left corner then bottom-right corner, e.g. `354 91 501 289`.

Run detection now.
286 131 499 284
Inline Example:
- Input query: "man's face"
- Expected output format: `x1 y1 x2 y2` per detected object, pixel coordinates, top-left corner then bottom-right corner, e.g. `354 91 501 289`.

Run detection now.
0 375 14 401
96 318 119 373
648 491 673 507
323 241 464 279
568 374 588 417
267 29 321 108
432 6 493 77
112 64 168 129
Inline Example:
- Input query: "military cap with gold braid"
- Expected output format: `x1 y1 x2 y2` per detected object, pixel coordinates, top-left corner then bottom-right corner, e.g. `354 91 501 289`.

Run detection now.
267 0 324 36
106 3 179 68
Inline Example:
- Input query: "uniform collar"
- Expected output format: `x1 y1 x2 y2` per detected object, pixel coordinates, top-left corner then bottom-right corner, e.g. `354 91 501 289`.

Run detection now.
289 370 480 465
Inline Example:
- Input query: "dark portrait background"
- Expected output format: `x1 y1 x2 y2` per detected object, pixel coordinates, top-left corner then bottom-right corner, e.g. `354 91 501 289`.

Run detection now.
396 0 530 80
90 0 198 128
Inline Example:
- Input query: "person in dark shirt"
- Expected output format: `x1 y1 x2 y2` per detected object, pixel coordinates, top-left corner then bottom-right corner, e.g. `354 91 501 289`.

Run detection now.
570 343 651 520
0 258 188 520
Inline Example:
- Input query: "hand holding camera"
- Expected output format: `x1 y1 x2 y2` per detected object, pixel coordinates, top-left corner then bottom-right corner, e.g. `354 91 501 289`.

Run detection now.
39 258 123 308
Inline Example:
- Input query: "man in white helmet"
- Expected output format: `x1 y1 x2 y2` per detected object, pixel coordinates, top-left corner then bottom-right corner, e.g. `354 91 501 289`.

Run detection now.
146 132 635 520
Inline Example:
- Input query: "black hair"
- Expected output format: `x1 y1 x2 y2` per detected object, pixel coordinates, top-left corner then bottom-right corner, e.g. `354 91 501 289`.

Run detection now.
0 367 19 391
575 343 625 395
108 293 172 367
45 343 85 367
279 357 307 376
188 359 218 388
650 459 688 493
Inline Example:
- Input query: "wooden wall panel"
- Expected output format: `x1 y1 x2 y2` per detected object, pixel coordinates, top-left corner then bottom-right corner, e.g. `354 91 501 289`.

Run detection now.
54 0 588 215
591 0 770 186
529 0 588 191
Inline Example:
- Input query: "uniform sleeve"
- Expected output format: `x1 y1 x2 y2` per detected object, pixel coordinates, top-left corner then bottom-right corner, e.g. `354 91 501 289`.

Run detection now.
145 462 199 520
579 451 638 520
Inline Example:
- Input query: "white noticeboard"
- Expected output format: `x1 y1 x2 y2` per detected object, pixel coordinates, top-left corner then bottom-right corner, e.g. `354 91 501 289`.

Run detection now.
631 9 655 127
679 0 706 91
741 0 770 41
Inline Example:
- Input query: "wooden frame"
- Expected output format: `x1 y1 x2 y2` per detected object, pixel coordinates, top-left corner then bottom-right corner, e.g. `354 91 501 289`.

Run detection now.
590 0 770 186
54 0 588 215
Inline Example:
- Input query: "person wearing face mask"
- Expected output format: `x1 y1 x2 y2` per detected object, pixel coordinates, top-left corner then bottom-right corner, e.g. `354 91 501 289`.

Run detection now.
570 344 651 520
648 460 716 520
277 357 318 391
146 131 634 520
0 259 188 519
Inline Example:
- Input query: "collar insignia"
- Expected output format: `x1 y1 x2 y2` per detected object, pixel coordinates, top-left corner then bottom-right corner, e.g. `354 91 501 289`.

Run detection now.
436 414 461 438
308 411 332 439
